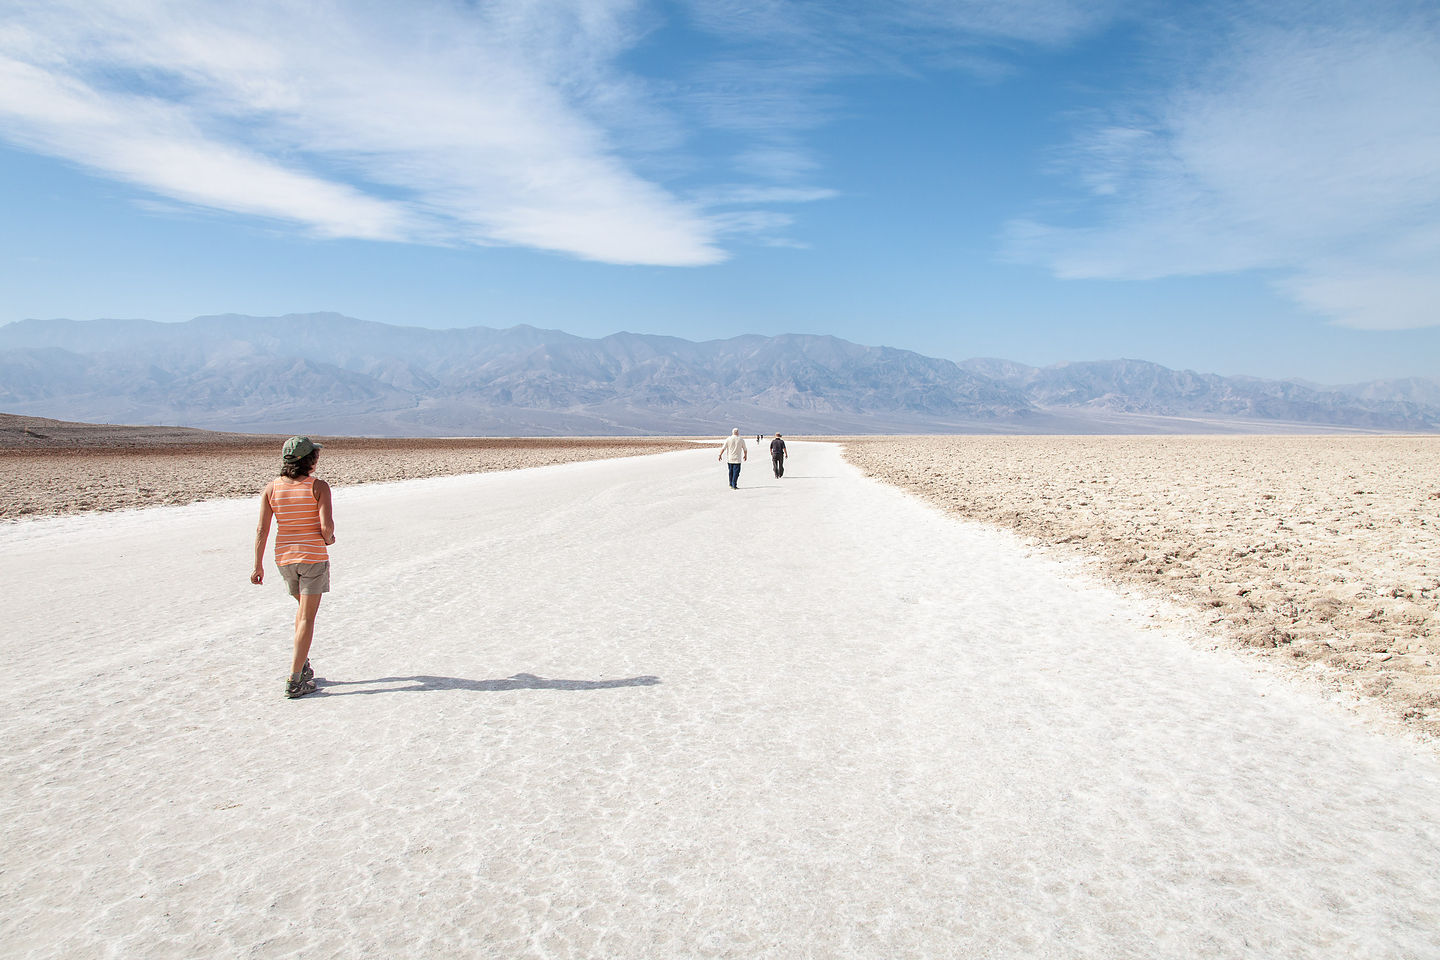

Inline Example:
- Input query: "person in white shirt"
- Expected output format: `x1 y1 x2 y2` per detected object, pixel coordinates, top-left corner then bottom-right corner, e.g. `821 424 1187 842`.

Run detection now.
717 427 748 489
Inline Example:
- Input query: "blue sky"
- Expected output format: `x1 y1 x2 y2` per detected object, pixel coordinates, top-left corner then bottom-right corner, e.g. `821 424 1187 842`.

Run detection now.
2 0 1438 384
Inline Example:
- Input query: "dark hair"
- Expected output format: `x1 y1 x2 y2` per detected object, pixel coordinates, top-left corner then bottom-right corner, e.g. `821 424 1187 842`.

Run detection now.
280 450 319 479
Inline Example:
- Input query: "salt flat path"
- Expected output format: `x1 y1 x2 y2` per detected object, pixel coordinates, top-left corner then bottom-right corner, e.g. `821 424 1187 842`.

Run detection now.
3 441 1439 959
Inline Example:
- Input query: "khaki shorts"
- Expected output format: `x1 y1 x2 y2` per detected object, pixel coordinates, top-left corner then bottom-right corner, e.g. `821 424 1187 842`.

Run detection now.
279 561 331 598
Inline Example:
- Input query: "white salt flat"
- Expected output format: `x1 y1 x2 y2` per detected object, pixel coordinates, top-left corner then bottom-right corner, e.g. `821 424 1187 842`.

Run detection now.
2 442 1437 959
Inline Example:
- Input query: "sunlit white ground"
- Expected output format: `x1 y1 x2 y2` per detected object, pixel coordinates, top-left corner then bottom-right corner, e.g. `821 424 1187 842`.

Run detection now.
3 441 1438 959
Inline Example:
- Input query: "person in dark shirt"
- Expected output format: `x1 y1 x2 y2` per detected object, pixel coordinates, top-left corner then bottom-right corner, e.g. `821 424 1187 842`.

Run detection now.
770 434 787 478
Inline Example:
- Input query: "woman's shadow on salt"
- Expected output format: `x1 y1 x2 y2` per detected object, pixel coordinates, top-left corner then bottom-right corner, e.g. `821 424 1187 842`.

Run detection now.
317 673 660 696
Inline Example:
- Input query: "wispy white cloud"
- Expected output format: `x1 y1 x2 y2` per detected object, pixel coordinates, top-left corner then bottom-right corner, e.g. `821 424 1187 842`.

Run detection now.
877 0 1128 48
0 51 417 240
0 0 726 265
1006 5 1440 329
731 146 821 181
691 185 838 206
674 0 1130 130
668 0 1133 242
0 0 1143 266
708 208 797 240
679 0 1122 57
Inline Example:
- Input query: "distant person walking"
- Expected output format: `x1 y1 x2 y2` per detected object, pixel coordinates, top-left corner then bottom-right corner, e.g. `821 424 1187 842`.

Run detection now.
719 428 748 489
770 434 787 478
251 436 336 699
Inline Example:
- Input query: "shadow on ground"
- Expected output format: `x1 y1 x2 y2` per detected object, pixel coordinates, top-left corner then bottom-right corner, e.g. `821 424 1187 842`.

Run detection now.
315 672 661 696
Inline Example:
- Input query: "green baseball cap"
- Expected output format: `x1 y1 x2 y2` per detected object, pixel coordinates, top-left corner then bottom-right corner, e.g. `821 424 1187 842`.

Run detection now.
281 436 322 461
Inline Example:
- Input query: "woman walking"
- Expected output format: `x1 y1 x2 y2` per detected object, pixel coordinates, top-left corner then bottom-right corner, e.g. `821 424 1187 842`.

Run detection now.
250 436 336 698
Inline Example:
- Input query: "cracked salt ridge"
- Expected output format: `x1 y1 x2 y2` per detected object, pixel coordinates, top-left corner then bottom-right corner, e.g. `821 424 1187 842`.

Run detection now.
3 442 1439 959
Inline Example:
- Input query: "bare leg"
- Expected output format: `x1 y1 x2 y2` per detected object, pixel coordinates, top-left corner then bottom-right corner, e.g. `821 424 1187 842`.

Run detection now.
290 593 323 677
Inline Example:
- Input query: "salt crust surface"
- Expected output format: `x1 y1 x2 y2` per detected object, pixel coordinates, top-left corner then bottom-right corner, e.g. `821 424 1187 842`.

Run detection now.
3 442 1439 958
842 435 1440 740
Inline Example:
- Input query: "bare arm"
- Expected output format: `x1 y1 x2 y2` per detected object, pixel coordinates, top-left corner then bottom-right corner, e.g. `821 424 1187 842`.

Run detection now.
314 478 336 545
251 483 274 584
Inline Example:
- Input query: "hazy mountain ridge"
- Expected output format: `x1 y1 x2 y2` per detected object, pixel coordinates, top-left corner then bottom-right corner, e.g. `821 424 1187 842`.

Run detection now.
959 357 1438 431
1 314 1435 435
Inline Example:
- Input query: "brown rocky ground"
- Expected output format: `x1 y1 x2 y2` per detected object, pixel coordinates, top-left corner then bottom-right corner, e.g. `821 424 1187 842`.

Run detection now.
0 414 696 518
841 435 1440 743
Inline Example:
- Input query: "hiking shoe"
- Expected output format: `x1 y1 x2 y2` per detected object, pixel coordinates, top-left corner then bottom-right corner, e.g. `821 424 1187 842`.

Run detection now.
301 660 313 683
285 677 317 699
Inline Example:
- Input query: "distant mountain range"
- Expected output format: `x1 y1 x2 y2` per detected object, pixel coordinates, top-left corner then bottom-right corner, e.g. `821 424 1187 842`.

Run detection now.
1 314 1435 435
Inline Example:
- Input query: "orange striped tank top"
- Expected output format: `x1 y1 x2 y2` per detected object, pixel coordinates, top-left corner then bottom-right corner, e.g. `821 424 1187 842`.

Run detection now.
269 476 329 566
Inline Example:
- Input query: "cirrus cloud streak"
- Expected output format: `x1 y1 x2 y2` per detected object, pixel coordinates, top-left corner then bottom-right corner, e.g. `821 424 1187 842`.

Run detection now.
0 0 726 265
1006 8 1440 329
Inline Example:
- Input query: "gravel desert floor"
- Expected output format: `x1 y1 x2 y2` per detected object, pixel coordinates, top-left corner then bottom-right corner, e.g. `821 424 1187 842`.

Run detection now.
0 415 695 518
841 435 1440 743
